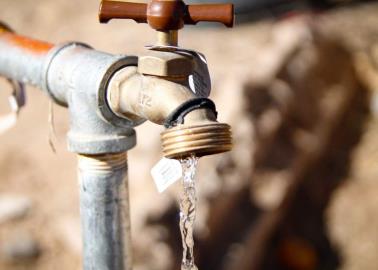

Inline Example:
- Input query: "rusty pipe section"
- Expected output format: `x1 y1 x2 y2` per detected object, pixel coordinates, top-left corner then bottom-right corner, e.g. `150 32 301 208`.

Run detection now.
0 26 53 87
0 25 135 108
0 25 138 154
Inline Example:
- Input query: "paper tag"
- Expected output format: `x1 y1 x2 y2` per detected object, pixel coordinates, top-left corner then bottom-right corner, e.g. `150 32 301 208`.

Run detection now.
0 114 17 134
151 158 182 193
0 80 26 135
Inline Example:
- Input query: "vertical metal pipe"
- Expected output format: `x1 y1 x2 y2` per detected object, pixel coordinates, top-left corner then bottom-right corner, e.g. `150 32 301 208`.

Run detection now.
78 152 132 270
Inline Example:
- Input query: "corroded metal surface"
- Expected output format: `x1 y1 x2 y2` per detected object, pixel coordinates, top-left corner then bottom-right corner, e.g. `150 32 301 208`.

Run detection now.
0 25 53 54
0 30 52 87
3 33 53 54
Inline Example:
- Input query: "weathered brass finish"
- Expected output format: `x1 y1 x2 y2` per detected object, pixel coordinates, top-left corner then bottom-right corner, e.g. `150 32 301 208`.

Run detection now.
156 30 178 46
161 123 232 159
138 50 194 77
107 66 233 159
108 66 214 125
78 152 127 172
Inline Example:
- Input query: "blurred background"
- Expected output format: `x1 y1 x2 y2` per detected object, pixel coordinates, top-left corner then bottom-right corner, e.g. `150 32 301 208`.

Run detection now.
0 0 378 269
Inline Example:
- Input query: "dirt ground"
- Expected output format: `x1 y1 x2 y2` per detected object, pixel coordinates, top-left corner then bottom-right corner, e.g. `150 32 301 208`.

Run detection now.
0 1 378 270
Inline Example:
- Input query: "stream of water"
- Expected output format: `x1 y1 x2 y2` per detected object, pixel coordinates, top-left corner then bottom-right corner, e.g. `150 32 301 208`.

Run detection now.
179 155 199 270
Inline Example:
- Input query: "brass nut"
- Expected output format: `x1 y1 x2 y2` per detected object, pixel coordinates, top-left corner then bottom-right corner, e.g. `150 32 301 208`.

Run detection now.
138 51 194 77
161 123 233 159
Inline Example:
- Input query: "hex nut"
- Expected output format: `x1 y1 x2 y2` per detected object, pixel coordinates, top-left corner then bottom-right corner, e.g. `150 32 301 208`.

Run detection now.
138 51 194 77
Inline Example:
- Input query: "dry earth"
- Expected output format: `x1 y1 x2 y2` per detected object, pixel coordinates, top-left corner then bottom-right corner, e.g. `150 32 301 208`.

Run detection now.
0 1 377 270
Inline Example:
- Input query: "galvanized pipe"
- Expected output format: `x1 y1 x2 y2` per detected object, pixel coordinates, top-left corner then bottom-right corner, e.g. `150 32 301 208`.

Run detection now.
0 29 53 87
78 152 132 270
0 25 138 270
0 26 139 154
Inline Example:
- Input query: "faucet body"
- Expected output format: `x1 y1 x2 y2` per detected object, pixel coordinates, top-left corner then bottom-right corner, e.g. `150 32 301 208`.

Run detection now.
107 59 232 159
107 60 218 126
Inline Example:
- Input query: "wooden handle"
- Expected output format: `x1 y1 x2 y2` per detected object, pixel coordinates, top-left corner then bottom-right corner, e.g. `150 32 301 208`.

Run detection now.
186 4 234 28
99 0 234 30
99 1 147 24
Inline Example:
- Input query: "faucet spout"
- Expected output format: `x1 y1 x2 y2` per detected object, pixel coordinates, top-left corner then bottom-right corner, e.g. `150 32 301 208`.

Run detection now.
107 65 232 159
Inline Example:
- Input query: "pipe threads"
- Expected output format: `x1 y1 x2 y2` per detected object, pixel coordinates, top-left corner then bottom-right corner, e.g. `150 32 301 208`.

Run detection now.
78 152 127 173
161 123 232 159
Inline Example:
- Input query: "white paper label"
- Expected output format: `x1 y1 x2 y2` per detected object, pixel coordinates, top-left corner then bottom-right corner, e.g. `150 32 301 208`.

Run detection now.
151 158 182 193
0 80 26 135
0 114 17 134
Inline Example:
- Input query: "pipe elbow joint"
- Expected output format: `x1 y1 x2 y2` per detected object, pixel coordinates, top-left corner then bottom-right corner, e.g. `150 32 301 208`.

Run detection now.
44 43 139 154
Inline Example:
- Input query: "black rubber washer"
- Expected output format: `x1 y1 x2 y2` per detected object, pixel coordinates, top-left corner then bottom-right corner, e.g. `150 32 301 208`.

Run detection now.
164 98 218 128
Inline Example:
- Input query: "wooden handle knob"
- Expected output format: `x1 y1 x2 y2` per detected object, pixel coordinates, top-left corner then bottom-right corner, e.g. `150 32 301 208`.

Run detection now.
186 4 234 28
99 1 147 24
99 0 234 30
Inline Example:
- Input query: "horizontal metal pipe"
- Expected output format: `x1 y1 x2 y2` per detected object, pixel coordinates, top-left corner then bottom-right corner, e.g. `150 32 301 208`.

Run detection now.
78 152 132 270
0 27 53 86
0 23 138 154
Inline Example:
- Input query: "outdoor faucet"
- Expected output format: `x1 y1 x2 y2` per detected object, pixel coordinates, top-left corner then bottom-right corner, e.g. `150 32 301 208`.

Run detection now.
0 1 234 270
100 0 234 158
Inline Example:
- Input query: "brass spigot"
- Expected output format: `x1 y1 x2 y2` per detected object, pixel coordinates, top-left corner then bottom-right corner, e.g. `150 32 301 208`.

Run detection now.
100 0 234 159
